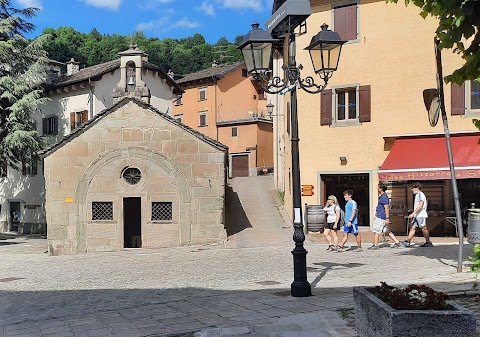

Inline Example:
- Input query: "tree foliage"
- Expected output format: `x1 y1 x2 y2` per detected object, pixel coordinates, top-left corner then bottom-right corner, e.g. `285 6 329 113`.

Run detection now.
0 0 49 170
388 0 480 84
40 28 243 76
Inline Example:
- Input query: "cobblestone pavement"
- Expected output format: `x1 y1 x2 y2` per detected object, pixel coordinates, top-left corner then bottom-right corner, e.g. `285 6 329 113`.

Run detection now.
0 176 479 336
0 237 478 336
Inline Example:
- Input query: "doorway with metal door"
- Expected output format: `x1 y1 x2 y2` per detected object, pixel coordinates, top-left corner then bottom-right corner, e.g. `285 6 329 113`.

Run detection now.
9 201 21 232
123 197 142 248
322 174 370 226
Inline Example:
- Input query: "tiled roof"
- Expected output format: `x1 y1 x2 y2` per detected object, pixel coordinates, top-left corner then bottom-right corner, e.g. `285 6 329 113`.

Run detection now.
40 97 228 157
43 60 183 94
176 61 245 84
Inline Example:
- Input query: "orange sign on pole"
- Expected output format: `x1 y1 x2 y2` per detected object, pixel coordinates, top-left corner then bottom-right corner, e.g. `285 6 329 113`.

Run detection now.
301 185 314 196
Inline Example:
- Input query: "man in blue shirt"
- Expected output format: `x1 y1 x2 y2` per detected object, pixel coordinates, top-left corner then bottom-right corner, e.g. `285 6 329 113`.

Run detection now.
338 190 362 252
368 183 401 250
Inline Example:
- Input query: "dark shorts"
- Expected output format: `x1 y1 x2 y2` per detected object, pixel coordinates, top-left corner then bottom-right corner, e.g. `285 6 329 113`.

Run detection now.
325 222 340 230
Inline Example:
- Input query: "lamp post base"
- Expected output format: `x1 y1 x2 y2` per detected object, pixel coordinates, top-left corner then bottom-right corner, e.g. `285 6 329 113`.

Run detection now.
291 247 312 297
291 281 312 297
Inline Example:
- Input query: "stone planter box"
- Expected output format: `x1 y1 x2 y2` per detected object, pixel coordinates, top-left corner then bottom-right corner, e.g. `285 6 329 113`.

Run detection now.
353 286 476 337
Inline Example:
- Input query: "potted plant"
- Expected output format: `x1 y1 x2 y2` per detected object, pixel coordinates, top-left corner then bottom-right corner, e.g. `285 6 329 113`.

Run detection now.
353 282 476 337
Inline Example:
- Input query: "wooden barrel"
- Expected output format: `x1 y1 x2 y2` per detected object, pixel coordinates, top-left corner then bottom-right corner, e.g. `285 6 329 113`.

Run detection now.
304 205 326 232
468 212 480 244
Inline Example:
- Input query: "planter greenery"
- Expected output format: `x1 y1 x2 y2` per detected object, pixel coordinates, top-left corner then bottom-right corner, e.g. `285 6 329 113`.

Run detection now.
353 283 476 337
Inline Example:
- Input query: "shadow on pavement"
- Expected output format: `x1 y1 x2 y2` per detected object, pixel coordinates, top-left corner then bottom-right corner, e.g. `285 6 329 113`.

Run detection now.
224 185 252 236
396 244 473 259
309 262 364 287
0 242 20 246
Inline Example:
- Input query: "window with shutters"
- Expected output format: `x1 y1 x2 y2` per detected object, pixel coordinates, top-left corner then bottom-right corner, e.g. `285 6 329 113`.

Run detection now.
42 116 58 135
199 87 207 101
453 81 480 116
333 2 358 42
92 202 113 220
199 110 207 126
242 68 248 77
70 110 89 131
321 85 371 126
21 160 37 176
467 80 480 115
231 126 238 137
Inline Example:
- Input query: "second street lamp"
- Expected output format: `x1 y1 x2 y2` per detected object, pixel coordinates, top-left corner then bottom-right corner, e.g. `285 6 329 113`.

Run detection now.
239 22 345 297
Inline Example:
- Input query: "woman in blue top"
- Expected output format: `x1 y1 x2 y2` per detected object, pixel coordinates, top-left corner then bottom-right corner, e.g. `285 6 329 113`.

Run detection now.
338 190 362 252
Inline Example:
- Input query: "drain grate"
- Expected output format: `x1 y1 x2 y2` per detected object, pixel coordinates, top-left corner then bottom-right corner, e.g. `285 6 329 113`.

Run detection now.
256 280 282 286
0 277 24 283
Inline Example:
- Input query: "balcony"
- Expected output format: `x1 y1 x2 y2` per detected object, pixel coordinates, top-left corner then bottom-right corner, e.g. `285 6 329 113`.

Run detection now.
216 109 272 125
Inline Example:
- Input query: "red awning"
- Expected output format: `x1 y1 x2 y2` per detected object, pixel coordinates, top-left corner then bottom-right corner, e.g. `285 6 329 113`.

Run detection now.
379 135 480 181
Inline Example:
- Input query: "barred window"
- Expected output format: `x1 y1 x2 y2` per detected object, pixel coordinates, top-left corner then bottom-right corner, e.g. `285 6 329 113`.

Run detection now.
152 202 172 221
92 202 113 220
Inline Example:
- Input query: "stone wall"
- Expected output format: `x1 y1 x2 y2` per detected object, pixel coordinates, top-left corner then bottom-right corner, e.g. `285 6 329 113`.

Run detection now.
45 100 227 255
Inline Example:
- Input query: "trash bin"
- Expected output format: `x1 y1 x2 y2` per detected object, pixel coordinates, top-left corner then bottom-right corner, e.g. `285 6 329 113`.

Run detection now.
467 209 480 244
304 204 326 232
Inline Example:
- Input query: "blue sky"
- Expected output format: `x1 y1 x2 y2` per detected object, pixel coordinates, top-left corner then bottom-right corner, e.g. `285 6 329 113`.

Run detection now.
16 0 274 43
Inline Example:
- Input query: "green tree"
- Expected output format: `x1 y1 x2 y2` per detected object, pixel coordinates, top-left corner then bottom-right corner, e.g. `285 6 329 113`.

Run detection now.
0 0 49 170
389 0 480 84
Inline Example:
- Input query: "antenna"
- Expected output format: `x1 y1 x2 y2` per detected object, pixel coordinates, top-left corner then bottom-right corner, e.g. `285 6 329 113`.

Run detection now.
213 45 236 63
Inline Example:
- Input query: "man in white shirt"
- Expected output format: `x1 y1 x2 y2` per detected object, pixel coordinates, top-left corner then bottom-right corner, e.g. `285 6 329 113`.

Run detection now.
401 182 433 247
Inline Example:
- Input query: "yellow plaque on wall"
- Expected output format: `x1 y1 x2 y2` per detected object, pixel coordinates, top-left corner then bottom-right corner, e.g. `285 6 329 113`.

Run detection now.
64 197 74 203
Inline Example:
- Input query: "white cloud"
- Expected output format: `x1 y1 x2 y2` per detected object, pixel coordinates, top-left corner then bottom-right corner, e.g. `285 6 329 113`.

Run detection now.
217 0 263 11
199 1 215 16
135 17 170 31
16 0 43 9
82 0 122 11
173 18 200 29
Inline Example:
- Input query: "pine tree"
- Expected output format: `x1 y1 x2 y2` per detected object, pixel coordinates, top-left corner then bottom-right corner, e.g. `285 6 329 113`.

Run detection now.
0 0 50 171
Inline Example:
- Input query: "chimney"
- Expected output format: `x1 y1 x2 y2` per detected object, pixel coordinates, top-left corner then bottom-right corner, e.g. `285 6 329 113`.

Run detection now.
66 58 80 75
212 60 219 67
167 69 174 79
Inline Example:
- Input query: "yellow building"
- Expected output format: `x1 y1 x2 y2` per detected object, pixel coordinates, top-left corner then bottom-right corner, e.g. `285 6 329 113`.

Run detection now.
275 0 480 235
173 61 273 177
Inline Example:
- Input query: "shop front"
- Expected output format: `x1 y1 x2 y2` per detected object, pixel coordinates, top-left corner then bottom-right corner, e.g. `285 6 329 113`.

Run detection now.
321 173 371 227
378 133 480 236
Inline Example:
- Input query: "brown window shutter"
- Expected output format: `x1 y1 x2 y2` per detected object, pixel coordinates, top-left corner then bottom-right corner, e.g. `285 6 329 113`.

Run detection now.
42 118 47 135
53 116 58 135
451 82 465 115
82 110 89 123
70 112 75 131
320 89 333 125
345 4 357 40
334 6 347 41
359 85 371 122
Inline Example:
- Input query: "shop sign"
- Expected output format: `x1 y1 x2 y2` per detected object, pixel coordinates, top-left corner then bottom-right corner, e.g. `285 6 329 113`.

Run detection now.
379 168 480 181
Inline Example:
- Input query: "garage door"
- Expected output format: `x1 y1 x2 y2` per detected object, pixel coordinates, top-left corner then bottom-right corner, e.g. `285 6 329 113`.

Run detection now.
231 155 249 177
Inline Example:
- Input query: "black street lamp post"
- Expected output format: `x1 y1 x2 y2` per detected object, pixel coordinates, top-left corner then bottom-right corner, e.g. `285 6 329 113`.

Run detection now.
239 22 345 297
